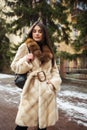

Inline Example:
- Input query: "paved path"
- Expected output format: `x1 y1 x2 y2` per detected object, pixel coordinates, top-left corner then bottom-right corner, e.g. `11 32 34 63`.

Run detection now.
0 74 87 130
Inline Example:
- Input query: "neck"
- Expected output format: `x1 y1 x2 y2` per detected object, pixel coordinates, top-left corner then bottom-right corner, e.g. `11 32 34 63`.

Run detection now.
37 41 44 50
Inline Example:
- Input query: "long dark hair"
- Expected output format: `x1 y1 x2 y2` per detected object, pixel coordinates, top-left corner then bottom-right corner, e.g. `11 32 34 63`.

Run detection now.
27 21 55 66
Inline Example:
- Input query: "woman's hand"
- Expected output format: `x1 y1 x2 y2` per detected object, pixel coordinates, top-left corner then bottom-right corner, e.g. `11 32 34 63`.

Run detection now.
46 80 54 91
26 53 34 62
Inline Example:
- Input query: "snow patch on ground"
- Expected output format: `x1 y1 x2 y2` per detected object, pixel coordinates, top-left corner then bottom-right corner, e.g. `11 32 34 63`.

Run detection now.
57 90 87 127
0 83 22 105
59 90 87 100
0 73 14 79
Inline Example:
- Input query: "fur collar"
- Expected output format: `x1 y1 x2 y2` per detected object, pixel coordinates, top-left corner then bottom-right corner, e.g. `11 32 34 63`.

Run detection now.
26 38 53 64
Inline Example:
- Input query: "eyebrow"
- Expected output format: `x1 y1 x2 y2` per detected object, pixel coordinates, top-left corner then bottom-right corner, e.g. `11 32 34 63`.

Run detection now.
33 28 43 32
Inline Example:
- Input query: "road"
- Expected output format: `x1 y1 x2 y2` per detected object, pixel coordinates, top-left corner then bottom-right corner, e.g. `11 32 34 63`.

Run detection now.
0 73 87 130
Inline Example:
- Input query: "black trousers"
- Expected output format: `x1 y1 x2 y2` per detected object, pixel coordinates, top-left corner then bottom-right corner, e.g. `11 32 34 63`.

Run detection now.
15 125 47 130
15 126 28 130
38 128 47 130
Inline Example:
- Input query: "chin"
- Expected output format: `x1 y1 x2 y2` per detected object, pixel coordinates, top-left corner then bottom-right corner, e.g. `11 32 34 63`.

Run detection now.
35 39 41 42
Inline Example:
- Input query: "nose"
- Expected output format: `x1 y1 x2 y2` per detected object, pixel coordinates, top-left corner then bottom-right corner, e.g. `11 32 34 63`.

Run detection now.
36 30 40 34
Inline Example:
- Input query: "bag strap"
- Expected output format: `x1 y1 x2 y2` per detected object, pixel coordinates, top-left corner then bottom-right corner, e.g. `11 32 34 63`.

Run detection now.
27 47 30 53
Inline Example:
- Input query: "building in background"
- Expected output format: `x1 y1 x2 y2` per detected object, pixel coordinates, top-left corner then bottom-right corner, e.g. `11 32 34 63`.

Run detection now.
56 0 87 79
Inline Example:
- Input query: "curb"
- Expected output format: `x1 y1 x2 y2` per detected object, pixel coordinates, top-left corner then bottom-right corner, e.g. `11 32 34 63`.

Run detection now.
62 77 87 86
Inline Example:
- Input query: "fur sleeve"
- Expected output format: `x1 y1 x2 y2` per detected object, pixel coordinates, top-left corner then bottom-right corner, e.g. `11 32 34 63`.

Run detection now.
50 61 62 92
11 43 33 74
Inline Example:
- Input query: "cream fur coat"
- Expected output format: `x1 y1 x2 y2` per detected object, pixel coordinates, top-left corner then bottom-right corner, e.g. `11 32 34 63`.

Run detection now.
11 39 62 128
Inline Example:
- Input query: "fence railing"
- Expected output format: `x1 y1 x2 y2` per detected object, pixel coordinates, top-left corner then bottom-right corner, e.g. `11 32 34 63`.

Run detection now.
66 67 87 74
65 67 87 80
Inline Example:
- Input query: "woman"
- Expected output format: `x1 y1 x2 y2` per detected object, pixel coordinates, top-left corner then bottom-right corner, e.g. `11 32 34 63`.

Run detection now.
11 21 62 130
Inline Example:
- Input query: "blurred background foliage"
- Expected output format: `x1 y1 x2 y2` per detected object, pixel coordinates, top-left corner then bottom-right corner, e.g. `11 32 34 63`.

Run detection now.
0 0 87 73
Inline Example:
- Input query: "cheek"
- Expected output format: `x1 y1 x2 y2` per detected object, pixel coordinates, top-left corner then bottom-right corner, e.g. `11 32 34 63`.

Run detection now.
40 34 44 40
32 33 35 38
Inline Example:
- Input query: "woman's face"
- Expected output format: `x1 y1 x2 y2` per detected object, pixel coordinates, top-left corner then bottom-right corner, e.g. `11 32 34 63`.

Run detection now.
32 25 43 42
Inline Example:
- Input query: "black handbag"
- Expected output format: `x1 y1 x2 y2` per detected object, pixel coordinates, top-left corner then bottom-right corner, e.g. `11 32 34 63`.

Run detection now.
15 73 27 89
14 47 30 89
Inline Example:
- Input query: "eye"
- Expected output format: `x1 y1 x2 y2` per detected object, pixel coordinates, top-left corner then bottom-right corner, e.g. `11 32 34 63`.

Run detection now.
32 29 36 33
38 29 43 33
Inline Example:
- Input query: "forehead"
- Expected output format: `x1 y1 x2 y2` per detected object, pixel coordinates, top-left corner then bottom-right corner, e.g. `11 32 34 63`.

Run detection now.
33 25 42 30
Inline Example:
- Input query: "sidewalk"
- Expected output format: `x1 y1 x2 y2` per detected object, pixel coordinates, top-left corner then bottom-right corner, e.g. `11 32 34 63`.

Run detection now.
0 101 86 130
0 74 87 130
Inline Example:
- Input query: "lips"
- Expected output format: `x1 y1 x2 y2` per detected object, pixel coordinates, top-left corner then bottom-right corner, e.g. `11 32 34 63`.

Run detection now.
35 37 40 39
